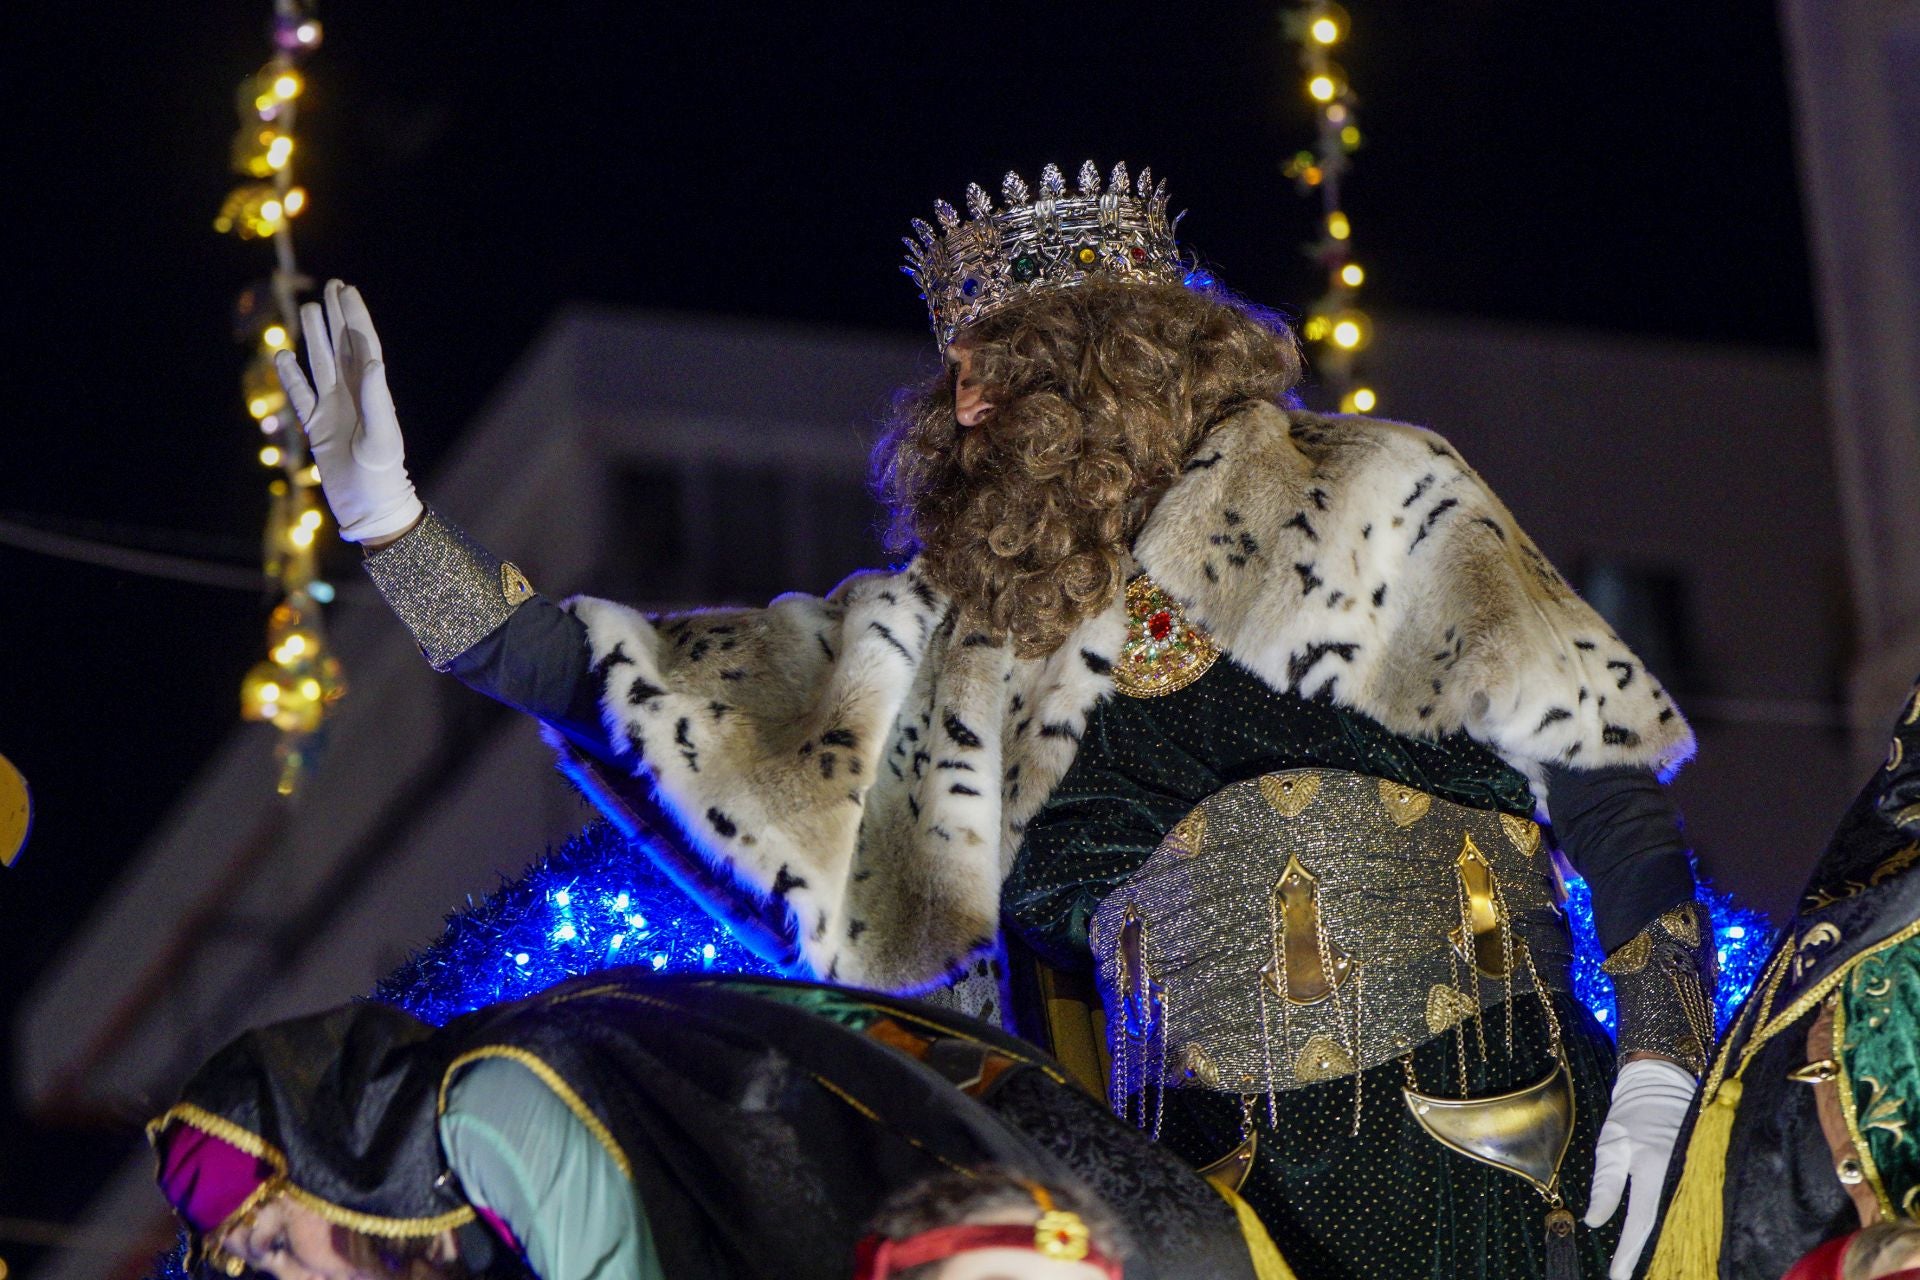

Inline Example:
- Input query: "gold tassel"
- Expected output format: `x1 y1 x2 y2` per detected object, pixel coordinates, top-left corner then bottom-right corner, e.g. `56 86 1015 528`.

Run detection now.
1643 1076 1743 1279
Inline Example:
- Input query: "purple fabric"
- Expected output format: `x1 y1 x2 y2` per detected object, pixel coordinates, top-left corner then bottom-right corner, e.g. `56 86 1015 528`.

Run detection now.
157 1123 273 1233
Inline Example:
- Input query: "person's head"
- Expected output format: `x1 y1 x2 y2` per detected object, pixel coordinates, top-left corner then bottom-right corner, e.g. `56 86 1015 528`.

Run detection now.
211 1194 461 1280
873 276 1300 658
856 1169 1128 1280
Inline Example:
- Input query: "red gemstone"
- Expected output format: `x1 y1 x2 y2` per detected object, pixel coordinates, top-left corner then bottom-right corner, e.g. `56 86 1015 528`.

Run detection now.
1148 609 1174 641
1130 245 1148 262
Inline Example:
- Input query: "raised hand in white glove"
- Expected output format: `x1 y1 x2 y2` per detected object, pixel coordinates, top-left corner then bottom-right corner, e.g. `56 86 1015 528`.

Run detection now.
1585 1056 1697 1280
273 279 424 545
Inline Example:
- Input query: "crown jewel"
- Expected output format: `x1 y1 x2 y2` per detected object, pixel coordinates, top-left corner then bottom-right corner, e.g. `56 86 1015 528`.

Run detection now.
902 160 1187 351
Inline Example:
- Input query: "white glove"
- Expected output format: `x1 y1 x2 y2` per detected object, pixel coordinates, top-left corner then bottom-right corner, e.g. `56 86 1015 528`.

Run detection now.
1585 1056 1697 1280
273 279 424 544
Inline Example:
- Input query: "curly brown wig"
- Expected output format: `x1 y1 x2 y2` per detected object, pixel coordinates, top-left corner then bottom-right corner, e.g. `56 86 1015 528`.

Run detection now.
872 277 1302 658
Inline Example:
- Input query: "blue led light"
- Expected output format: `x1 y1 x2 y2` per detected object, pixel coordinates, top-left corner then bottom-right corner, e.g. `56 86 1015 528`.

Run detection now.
614 892 630 911
553 889 571 908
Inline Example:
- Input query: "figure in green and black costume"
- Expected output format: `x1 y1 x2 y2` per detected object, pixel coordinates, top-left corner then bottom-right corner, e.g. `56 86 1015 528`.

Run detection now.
279 159 1718 1280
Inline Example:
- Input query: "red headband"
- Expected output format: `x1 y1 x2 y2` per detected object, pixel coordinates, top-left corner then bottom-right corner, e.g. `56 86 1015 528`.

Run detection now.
854 1191 1122 1280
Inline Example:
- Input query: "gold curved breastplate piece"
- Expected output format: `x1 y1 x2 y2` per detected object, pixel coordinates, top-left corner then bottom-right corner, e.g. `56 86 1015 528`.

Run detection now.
1402 1059 1575 1197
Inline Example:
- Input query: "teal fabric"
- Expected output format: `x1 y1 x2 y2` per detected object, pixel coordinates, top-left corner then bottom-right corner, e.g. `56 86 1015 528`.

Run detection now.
441 1057 662 1280
1003 655 1538 970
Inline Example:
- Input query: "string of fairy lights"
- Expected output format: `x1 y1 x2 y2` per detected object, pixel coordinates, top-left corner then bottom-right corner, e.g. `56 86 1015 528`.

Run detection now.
215 1 343 795
1285 2 1377 415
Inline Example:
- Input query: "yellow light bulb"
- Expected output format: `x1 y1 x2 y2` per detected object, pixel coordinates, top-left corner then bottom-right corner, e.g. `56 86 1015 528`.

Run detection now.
266 136 293 170
283 187 306 215
1352 388 1377 412
1326 104 1349 125
273 73 302 100
289 524 316 548
1311 17 1340 43
1340 263 1365 287
260 682 282 702
1308 75 1337 103
283 633 309 658
1340 124 1362 148
300 679 322 700
1327 211 1351 241
248 396 273 419
295 21 319 44
300 464 322 484
263 324 289 349
1332 320 1363 349
259 445 283 466
298 509 323 530
260 199 284 225
1302 316 1332 342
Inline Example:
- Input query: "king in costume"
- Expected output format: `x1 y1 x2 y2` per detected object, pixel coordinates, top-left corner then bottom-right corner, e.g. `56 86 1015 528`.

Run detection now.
277 160 1719 1278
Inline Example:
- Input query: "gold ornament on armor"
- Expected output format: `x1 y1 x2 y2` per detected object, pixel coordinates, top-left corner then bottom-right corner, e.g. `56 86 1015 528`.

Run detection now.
1259 771 1322 818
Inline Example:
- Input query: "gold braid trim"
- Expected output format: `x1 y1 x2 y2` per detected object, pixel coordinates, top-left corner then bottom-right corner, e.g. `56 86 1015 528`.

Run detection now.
807 1071 976 1177
1830 991 1896 1218
440 1045 634 1182
278 1186 474 1238
147 1102 290 1173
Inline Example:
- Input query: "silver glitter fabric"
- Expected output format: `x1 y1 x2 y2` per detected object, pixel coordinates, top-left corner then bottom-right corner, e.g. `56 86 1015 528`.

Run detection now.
1092 769 1572 1101
361 509 535 671
1600 901 1716 1075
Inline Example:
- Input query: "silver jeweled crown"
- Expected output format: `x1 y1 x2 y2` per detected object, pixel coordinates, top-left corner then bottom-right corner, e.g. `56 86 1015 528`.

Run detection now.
903 160 1188 351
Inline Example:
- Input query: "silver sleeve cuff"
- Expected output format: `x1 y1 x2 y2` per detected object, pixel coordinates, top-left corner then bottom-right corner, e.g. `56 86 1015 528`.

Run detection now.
362 509 537 670
1602 900 1718 1076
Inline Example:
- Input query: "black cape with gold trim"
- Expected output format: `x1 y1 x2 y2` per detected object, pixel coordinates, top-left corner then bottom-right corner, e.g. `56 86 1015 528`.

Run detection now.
154 972 1259 1280
1643 679 1920 1279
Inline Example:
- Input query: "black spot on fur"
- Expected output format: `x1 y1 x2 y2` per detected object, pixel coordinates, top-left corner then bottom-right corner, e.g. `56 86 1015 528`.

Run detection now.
1009 694 1025 713
593 642 635 676
1403 474 1436 507
772 864 808 897
1574 639 1597 651
853 869 874 883
813 912 830 942
1081 648 1113 675
819 753 837 779
821 727 858 749
848 918 868 940
623 728 647 761
1564 743 1583 761
1372 584 1387 607
1308 487 1330 510
1287 641 1359 689
706 808 737 838
674 717 699 771
720 668 748 682
1536 708 1573 733
1293 561 1323 595
904 725 919 742
817 633 836 663
825 959 839 981
943 711 984 749
1183 450 1224 472
1409 498 1459 549
878 590 898 605
1203 561 1219 583
935 758 976 771
1239 531 1260 556
1326 590 1345 607
1014 717 1032 737
1223 508 1243 525
949 782 981 796
961 631 997 647
1428 440 1453 458
908 576 938 609
1659 708 1676 723
1578 687 1589 703
1474 517 1507 541
1607 660 1636 690
687 640 711 663
708 701 731 721
1602 725 1641 747
1005 763 1021 780
627 676 666 705
1283 512 1318 541
1362 523 1373 539
1038 721 1081 742
1417 705 1433 719
868 620 913 661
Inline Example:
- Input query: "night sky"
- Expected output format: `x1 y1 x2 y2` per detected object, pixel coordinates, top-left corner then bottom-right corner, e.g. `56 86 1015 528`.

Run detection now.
0 0 1812 1260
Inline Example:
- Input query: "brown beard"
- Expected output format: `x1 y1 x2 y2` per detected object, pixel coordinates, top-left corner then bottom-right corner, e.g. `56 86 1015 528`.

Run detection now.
872 278 1302 658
